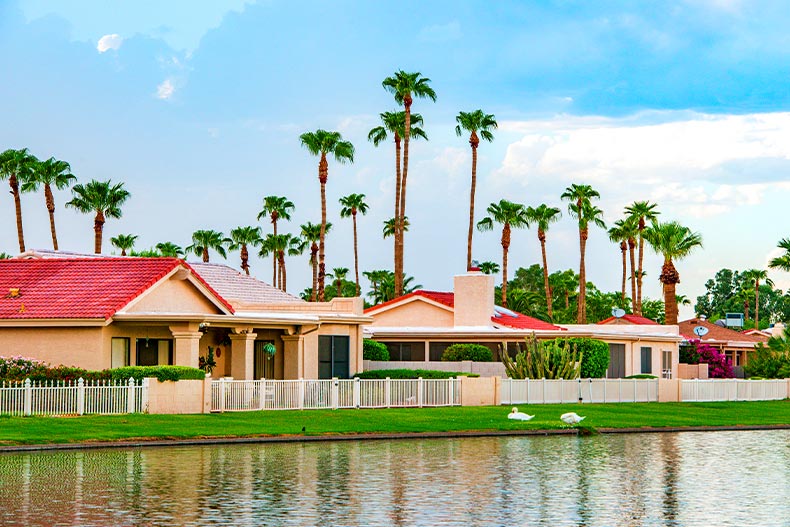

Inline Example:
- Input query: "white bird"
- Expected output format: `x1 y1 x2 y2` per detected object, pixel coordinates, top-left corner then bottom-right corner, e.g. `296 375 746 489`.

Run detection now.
508 407 534 421
560 412 585 425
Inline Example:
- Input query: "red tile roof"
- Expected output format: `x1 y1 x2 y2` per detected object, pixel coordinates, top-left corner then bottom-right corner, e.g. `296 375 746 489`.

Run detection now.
677 318 768 344
597 314 659 325
364 290 562 331
0 258 233 320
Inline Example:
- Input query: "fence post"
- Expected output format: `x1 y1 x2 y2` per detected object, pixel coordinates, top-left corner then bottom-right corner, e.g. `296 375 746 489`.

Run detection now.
141 378 150 413
126 377 136 413
542 378 546 404
385 377 391 408
353 377 361 408
23 378 32 416
448 378 454 407
331 378 339 410
77 378 85 416
525 378 529 404
298 378 305 410
258 379 266 411
220 378 226 413
417 377 424 408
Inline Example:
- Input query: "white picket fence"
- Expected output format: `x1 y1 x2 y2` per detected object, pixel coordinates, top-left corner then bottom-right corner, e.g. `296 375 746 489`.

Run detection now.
0 378 148 416
211 377 462 412
681 379 788 402
501 378 660 405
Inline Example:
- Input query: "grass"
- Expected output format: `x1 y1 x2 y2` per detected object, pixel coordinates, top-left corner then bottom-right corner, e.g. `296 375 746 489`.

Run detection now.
1 400 789 446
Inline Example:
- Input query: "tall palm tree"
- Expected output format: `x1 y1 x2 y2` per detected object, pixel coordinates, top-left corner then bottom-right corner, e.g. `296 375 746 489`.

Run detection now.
368 110 428 299
608 220 630 303
478 261 500 275
21 157 76 250
186 230 230 263
525 204 562 319
625 201 660 315
561 184 605 323
300 222 332 301
257 196 295 285
382 71 436 297
300 130 354 302
339 193 369 297
769 238 790 272
0 148 38 252
383 216 409 238
608 217 638 306
644 221 703 325
271 233 306 292
156 241 184 258
66 180 130 254
477 200 529 307
228 226 263 275
329 267 350 297
742 269 773 329
363 269 389 303
455 110 497 271
110 234 138 256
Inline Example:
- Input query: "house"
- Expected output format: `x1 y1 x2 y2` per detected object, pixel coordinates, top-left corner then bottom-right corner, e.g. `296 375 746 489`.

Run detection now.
364 271 682 378
0 256 370 380
677 318 770 370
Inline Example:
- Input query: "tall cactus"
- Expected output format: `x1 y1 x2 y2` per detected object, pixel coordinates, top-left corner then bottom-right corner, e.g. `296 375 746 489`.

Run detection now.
501 334 582 379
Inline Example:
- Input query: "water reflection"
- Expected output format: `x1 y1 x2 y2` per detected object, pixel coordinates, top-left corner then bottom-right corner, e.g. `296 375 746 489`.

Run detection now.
1 430 789 526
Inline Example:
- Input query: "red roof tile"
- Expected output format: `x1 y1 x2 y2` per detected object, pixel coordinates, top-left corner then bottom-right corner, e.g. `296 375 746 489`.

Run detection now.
365 290 562 331
597 314 659 325
677 318 768 344
0 258 233 320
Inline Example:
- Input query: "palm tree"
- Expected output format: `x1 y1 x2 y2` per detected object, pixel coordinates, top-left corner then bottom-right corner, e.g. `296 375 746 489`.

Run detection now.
382 71 436 297
300 222 332 301
769 238 790 272
66 180 130 254
368 271 422 304
383 216 409 238
186 230 230 263
742 269 773 329
478 261 500 275
607 217 638 306
328 267 350 297
257 196 295 285
271 233 306 292
368 110 428 299
525 204 562 319
477 200 529 307
625 201 660 315
0 148 38 252
608 220 629 303
561 184 605 323
156 242 184 258
644 221 703 325
21 157 76 250
455 110 497 271
300 130 354 302
110 234 138 256
229 226 263 275
363 269 389 302
339 193 369 297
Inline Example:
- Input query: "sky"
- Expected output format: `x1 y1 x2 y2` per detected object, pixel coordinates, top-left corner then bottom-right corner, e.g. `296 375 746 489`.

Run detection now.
3 0 790 317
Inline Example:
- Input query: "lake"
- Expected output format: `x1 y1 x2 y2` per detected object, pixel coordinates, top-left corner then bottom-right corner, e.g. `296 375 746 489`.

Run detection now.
1 430 789 526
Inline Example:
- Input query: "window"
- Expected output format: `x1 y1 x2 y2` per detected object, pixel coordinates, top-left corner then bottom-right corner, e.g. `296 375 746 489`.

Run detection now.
608 343 625 378
111 338 130 368
385 342 417 361
254 340 275 379
318 336 350 379
640 346 652 374
136 339 173 366
662 350 672 379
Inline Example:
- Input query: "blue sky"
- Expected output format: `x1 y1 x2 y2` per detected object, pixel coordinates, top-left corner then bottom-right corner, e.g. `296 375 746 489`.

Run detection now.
3 0 790 312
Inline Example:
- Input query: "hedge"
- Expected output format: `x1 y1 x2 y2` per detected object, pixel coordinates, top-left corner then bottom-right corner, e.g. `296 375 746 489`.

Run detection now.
625 374 657 379
354 369 478 379
363 339 389 361
441 344 493 362
110 366 206 382
553 338 610 378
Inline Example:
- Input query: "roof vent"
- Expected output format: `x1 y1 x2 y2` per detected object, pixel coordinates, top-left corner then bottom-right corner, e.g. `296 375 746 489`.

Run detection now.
7 288 20 298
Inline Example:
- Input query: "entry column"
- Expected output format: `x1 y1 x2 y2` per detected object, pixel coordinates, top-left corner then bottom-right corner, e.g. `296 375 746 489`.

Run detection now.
170 329 203 368
281 335 305 380
229 332 258 380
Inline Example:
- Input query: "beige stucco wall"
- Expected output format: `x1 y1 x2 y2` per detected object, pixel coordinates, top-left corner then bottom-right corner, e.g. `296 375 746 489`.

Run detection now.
370 301 454 328
460 376 500 406
454 273 494 327
301 323 364 380
124 277 223 315
146 377 211 414
658 379 680 402
0 327 105 370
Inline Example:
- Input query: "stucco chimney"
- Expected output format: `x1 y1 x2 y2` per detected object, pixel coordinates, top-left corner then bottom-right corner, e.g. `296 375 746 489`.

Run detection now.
453 271 494 327
771 322 786 337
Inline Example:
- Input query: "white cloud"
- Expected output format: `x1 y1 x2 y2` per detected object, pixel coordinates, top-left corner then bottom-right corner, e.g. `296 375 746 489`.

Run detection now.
96 34 123 53
156 79 175 100
418 21 462 42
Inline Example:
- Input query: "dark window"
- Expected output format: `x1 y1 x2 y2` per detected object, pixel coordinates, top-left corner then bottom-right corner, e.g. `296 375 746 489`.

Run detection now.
608 343 626 378
385 342 414 361
641 347 652 374
254 340 275 379
429 342 450 361
318 336 350 379
136 339 173 366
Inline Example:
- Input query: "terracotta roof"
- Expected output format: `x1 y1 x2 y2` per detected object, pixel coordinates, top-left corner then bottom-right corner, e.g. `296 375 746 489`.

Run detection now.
678 318 768 344
0 257 233 319
597 314 659 325
364 290 562 331
188 263 303 306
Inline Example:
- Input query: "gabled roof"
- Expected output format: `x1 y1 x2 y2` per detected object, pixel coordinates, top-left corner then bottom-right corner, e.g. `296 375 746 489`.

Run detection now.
678 318 768 344
0 258 233 320
597 314 659 325
188 262 303 306
364 290 561 331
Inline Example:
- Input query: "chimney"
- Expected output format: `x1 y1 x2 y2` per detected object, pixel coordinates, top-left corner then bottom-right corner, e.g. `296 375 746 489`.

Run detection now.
453 271 494 327
771 322 786 337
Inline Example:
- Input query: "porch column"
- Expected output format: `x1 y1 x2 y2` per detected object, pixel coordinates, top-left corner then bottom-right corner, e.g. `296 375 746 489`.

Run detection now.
170 330 202 368
229 332 257 380
282 335 305 380
424 341 430 362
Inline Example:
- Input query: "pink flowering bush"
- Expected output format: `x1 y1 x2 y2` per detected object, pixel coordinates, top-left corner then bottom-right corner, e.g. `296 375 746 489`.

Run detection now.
0 356 48 380
685 340 734 378
0 356 110 382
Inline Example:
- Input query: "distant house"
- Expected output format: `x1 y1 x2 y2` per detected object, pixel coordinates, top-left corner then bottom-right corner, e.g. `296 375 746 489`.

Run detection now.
0 254 369 380
677 318 770 369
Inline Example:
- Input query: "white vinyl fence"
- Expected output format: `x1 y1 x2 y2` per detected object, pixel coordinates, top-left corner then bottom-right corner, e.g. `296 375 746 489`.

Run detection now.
501 378 660 405
0 378 148 416
211 378 462 412
681 379 788 402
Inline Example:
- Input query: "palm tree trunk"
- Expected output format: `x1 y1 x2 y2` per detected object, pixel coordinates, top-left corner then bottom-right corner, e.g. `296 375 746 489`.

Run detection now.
578 227 588 323
501 222 511 307
393 134 403 299
744 299 750 321
661 258 680 325
318 153 328 302
352 211 360 297
311 244 318 302
280 254 287 292
620 242 627 302
628 239 637 312
397 95 413 298
241 244 249 275
272 218 278 285
121 248 127 256
10 174 25 253
637 229 645 315
93 210 105 254
539 229 553 318
45 184 58 250
202 246 209 263
467 134 479 270
755 280 760 329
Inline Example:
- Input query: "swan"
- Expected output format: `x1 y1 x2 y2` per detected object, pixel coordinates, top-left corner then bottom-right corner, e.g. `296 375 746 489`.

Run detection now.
560 412 585 425
508 407 534 421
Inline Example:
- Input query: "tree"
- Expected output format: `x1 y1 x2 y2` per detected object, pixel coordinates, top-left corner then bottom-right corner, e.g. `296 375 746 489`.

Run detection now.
186 230 230 263
455 110 497 271
769 238 790 272
478 261 500 275
607 217 637 306
339 193 369 297
272 233 305 292
228 226 263 275
367 271 422 304
0 148 38 252
742 269 773 330
625 201 660 315
363 269 390 303
383 216 409 238
561 184 605 323
300 130 354 301
477 200 529 307
110 234 138 256
300 222 331 301
644 221 703 325
257 196 295 284
328 267 350 297
382 71 436 297
66 180 130 254
156 242 184 258
525 204 562 319
22 157 76 250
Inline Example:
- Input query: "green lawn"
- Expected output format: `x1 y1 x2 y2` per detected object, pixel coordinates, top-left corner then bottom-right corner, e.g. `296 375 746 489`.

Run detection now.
1 401 789 446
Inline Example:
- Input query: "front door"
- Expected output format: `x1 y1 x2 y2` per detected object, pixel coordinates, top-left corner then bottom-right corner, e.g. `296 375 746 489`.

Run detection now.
254 340 276 379
607 343 626 378
136 339 173 366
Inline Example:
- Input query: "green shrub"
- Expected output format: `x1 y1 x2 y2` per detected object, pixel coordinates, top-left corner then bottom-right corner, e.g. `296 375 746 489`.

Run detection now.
441 344 493 362
554 337 610 378
110 366 206 382
625 374 657 379
0 357 111 383
363 339 390 361
501 335 581 379
354 369 478 379
745 337 790 379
